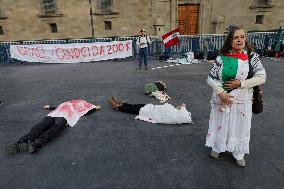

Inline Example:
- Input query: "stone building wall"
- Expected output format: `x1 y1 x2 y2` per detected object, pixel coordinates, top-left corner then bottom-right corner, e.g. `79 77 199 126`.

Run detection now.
178 0 284 34
0 0 178 41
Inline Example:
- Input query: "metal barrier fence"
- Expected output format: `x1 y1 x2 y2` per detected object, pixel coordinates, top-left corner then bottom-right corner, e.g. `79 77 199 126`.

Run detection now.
0 32 279 63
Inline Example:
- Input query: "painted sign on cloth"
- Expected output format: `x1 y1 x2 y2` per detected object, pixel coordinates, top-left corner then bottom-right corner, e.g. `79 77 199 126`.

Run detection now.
47 100 96 127
10 40 132 63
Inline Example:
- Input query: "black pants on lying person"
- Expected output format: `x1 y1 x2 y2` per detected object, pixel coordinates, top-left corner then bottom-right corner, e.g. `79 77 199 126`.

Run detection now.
117 103 145 115
19 117 67 153
5 106 98 155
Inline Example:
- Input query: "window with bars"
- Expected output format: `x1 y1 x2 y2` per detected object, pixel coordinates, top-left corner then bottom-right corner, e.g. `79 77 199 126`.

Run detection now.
255 15 264 24
101 0 112 13
0 8 7 19
42 0 56 14
258 0 273 5
257 0 267 4
250 0 273 8
0 26 4 35
104 21 112 30
50 23 58 33
254 0 272 5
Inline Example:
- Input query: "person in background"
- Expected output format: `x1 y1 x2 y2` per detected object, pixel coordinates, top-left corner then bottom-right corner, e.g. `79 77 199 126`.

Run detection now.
136 29 151 70
5 100 102 154
206 25 266 167
164 46 172 60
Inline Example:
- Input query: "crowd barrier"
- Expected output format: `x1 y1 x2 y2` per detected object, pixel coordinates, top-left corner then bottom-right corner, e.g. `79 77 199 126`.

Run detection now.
0 32 280 63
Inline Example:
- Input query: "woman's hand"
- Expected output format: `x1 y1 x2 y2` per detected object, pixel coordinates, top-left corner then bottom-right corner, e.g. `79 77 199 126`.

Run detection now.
218 92 234 106
224 79 241 90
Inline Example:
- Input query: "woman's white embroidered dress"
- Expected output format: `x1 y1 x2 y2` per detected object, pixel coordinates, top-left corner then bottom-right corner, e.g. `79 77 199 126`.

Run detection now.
206 52 266 155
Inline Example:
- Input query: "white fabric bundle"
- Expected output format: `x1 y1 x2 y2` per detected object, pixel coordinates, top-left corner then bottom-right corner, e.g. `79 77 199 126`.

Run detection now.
135 103 192 124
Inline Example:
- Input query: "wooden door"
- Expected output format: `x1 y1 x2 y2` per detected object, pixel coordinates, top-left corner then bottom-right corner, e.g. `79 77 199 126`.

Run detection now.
178 4 199 35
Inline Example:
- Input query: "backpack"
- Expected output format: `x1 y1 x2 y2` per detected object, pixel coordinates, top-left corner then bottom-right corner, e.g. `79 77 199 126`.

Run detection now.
138 35 150 47
247 52 263 114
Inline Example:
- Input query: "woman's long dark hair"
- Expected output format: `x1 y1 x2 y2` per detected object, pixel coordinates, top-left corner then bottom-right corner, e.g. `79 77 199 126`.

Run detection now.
220 26 253 55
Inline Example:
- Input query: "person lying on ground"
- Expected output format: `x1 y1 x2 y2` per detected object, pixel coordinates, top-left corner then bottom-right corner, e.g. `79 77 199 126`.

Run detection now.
107 96 192 124
5 100 102 155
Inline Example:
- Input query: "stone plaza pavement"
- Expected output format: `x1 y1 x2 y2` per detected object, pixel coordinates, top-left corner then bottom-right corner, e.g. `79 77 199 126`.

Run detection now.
0 57 283 189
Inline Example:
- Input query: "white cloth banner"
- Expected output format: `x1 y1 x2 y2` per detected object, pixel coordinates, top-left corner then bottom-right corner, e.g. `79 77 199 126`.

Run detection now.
10 40 133 63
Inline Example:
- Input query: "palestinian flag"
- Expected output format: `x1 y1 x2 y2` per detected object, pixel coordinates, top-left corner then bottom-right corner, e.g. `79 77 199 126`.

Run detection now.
221 53 249 92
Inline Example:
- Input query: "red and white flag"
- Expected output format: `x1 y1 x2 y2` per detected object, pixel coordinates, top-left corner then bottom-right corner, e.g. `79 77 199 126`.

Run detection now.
162 28 179 48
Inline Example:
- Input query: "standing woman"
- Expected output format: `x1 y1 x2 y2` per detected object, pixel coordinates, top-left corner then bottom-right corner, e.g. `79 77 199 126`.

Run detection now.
205 26 266 167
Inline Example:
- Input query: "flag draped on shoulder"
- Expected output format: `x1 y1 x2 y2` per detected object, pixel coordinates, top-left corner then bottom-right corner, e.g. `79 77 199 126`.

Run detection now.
162 28 179 47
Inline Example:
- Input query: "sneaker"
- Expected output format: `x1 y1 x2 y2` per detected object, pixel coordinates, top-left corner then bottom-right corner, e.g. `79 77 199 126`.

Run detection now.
28 139 41 154
136 67 141 70
18 142 28 152
5 142 28 155
5 143 18 155
145 67 149 70
236 159 246 167
0 101 3 106
210 151 219 159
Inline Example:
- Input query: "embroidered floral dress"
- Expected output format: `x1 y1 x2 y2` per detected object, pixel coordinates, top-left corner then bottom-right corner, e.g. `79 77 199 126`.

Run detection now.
206 52 266 155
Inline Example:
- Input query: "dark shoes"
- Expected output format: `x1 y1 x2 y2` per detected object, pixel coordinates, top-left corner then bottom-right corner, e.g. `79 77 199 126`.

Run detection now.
136 67 149 70
4 140 42 155
28 139 41 154
5 142 28 155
